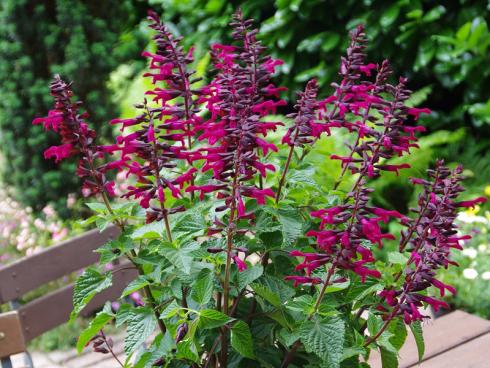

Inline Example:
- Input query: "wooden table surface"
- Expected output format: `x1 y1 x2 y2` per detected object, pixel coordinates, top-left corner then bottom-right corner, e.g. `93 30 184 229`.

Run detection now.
369 310 490 367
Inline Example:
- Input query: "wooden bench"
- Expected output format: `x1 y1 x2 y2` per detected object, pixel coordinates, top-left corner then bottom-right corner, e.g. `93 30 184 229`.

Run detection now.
369 310 490 367
0 226 138 368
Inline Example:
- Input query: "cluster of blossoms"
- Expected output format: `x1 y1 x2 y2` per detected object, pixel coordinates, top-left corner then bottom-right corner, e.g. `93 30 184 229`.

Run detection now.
186 9 286 222
286 25 427 288
33 76 115 198
107 11 204 224
378 162 487 325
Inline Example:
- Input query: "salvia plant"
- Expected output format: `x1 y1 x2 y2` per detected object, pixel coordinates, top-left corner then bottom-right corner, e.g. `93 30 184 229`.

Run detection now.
33 9 487 368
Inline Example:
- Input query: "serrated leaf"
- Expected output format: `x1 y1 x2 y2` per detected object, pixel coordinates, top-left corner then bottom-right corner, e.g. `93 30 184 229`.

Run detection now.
409 321 425 362
198 309 233 329
388 252 409 265
237 264 263 290
380 347 398 368
71 268 112 321
122 276 150 298
231 321 255 359
389 318 407 351
176 339 199 362
86 202 108 213
251 283 282 308
191 268 214 305
277 206 303 247
299 316 345 368
172 209 206 236
76 308 114 353
285 295 315 314
125 307 157 355
116 304 133 327
131 221 163 240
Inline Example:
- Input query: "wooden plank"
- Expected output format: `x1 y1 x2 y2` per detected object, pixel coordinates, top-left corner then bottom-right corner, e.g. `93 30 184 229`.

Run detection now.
0 311 26 358
418 333 490 367
0 226 120 303
369 311 490 368
17 263 137 342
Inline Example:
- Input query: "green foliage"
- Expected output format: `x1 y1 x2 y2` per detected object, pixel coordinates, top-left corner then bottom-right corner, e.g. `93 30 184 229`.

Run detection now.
151 0 490 133
0 0 145 213
299 316 345 368
76 305 114 353
71 268 112 320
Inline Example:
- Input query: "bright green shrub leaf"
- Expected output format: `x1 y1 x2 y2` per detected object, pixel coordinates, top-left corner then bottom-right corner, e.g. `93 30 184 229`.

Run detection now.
409 321 425 362
86 202 108 214
198 309 233 329
176 339 199 362
231 321 255 359
191 268 214 305
299 316 345 368
122 276 150 297
237 264 263 290
125 307 157 355
131 221 163 240
71 268 112 321
252 283 282 308
76 308 114 353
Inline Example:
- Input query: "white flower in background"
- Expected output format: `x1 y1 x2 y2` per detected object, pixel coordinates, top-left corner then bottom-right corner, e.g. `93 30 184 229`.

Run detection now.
481 272 490 280
463 268 478 280
478 244 488 252
462 248 478 259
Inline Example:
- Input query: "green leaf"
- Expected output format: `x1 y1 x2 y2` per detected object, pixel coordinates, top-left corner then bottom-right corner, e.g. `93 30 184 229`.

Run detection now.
380 347 398 368
409 321 425 362
387 252 409 265
86 202 108 213
299 316 345 368
389 318 407 351
231 321 255 359
176 339 199 362
191 268 214 305
172 209 206 236
198 309 233 329
125 307 157 355
237 264 263 290
122 276 150 298
252 282 282 308
71 268 112 320
76 307 114 353
277 206 304 247
131 221 163 240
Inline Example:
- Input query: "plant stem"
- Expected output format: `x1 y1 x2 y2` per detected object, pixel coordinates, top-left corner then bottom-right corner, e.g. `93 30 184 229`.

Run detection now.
100 330 124 368
275 144 295 203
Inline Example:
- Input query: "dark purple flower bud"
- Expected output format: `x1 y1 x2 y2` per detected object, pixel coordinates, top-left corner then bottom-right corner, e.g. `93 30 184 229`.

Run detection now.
175 322 188 343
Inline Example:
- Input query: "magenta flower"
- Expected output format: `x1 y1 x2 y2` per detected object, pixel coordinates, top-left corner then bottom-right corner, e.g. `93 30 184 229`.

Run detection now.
33 75 114 197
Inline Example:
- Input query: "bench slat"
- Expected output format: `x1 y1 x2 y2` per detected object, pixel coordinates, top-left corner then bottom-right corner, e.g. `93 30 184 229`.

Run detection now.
369 310 490 367
418 332 490 367
0 311 25 359
0 226 120 304
18 263 137 342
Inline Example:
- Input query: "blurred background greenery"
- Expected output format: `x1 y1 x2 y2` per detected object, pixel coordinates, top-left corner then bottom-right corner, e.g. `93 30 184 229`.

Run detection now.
0 0 490 342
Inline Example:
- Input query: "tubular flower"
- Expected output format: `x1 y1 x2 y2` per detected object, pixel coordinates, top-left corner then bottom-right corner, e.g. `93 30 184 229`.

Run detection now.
379 161 487 324
186 9 286 221
33 75 114 197
109 11 206 223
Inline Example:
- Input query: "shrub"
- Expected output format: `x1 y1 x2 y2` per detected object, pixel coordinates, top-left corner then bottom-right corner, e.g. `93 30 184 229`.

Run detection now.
34 9 485 368
0 0 145 213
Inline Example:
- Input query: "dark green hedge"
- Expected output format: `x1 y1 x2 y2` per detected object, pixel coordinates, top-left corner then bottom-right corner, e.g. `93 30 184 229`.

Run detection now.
0 0 145 214
153 0 490 133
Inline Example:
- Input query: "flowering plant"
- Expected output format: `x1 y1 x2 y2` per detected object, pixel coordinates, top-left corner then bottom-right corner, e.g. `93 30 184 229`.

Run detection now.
34 10 485 368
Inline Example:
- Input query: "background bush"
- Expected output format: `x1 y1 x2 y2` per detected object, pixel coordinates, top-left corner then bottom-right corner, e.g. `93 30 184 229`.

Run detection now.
0 0 146 214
